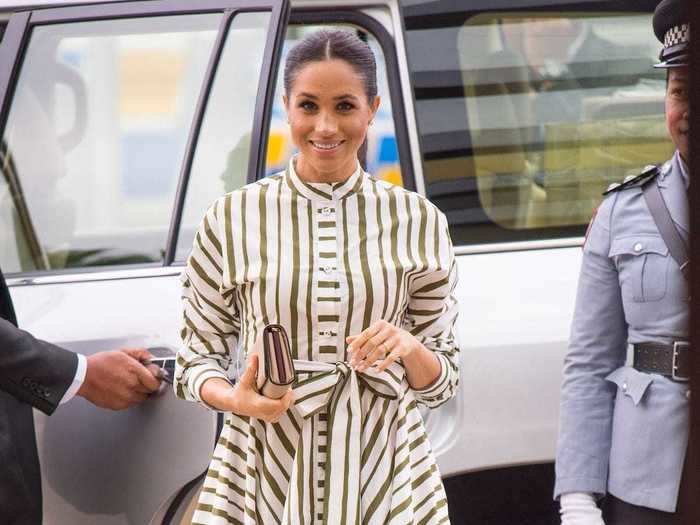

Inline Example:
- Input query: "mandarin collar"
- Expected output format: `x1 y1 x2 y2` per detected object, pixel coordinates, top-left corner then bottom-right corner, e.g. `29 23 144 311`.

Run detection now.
285 157 364 202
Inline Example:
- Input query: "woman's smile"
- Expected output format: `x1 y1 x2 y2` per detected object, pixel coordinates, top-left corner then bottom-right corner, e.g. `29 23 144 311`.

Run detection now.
309 139 345 156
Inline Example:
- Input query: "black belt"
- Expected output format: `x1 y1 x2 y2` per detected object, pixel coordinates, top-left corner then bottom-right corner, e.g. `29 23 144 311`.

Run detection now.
633 341 690 382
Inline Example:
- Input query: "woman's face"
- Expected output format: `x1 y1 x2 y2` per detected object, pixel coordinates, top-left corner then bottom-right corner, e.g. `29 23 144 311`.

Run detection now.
666 66 689 163
284 59 380 182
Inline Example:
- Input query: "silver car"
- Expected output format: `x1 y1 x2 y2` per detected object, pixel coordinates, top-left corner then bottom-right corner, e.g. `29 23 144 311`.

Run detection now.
0 0 668 522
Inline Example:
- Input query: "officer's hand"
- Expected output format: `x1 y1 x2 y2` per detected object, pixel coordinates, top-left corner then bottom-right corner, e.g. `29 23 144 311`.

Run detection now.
77 349 163 410
560 492 605 525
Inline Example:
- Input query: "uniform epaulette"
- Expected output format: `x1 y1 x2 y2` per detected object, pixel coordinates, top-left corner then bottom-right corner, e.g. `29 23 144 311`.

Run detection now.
602 165 659 195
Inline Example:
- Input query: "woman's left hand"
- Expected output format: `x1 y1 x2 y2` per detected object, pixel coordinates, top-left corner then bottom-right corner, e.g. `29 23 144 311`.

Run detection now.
346 320 419 372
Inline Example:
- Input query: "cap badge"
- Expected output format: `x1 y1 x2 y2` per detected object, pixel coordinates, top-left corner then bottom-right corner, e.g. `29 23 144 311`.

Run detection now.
664 23 690 48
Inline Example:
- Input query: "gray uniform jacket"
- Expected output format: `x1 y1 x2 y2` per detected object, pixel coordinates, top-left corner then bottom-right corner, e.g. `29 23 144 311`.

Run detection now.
554 151 690 512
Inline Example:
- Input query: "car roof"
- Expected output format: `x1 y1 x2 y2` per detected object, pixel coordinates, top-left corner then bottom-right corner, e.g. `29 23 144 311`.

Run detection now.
0 0 132 14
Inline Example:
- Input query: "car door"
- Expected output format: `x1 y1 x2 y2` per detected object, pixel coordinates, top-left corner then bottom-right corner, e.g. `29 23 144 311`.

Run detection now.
0 0 289 523
398 0 668 519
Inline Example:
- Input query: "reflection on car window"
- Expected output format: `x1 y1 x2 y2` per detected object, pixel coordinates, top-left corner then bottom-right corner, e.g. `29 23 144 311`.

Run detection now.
264 24 401 185
0 15 220 274
175 12 272 262
402 9 672 245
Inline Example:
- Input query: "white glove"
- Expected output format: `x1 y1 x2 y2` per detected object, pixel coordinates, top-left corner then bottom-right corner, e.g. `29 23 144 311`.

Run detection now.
559 492 605 525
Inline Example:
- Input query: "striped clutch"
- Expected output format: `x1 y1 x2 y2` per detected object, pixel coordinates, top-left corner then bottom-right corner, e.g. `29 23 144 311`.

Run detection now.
255 324 296 399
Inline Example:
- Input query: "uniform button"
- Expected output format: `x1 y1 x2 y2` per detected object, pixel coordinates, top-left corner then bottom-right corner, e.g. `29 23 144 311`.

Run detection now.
686 390 691 400
323 266 334 274
633 243 643 253
622 382 628 392
321 207 333 216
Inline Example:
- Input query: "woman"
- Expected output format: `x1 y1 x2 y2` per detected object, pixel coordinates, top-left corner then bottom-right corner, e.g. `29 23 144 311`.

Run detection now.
175 29 459 524
555 0 690 523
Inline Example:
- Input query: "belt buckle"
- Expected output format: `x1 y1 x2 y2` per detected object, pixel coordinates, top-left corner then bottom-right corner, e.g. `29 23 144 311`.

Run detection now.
672 341 690 382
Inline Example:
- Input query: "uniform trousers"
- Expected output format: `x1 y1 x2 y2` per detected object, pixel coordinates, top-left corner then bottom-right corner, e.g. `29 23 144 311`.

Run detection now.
602 449 690 524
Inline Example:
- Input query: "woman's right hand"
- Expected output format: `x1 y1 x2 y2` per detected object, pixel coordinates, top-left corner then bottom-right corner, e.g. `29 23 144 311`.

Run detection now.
227 353 295 423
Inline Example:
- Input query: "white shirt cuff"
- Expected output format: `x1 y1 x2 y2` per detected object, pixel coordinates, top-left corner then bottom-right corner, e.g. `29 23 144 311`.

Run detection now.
60 353 87 405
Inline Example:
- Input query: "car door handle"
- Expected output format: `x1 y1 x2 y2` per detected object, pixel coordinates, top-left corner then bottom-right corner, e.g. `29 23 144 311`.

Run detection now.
144 346 177 384
145 359 175 384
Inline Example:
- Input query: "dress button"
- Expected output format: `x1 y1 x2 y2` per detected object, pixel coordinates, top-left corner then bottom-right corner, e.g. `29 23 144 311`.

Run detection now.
633 243 643 253
323 265 334 274
322 206 333 216
622 382 628 392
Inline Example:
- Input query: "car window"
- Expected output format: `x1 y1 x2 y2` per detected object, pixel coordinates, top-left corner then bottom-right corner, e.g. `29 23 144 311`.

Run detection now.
174 12 273 262
175 21 401 262
0 14 220 273
401 5 671 246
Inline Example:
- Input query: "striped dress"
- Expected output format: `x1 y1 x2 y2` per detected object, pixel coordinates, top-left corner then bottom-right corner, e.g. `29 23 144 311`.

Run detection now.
175 159 459 524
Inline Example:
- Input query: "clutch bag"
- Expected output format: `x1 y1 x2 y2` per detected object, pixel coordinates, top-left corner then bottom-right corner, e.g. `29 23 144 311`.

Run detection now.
255 324 296 399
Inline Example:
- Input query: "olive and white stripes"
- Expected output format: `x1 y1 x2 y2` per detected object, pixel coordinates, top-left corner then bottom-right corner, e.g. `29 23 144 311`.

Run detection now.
175 159 458 524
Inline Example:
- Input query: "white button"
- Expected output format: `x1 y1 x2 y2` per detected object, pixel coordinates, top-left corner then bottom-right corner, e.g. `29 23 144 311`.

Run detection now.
323 266 334 274
686 390 691 400
622 382 628 392
633 243 643 253
322 206 333 216
322 331 332 337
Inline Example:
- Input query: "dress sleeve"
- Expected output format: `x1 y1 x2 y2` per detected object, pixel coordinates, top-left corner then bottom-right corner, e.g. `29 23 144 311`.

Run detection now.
403 208 460 408
174 198 241 406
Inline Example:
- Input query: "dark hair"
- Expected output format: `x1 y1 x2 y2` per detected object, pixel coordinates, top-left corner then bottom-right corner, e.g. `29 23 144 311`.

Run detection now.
284 29 377 103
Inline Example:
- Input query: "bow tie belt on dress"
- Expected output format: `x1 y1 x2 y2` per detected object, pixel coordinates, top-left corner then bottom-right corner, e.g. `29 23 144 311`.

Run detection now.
281 360 405 523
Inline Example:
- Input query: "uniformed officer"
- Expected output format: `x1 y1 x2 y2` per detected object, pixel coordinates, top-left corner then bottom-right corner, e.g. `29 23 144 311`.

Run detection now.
554 0 690 523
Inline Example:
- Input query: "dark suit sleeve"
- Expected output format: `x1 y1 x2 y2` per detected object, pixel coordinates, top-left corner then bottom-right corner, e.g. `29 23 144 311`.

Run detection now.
0 317 78 415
